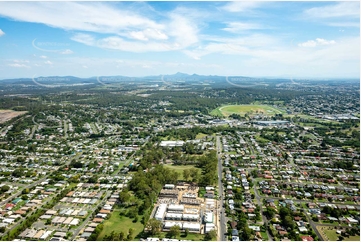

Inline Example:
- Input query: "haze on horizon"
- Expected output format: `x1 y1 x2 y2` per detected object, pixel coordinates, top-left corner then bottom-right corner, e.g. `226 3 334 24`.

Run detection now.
0 1 359 79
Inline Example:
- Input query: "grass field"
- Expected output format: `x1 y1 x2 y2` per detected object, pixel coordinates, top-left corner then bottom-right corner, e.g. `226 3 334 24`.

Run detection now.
163 164 201 180
210 104 284 117
318 226 360 241
195 133 207 139
97 210 144 240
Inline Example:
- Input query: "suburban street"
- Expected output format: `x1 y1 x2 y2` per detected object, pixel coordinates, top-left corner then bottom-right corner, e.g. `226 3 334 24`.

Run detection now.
216 135 227 241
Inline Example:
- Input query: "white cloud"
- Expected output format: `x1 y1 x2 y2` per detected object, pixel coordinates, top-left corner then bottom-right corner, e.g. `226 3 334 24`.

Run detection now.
44 60 53 65
71 33 95 46
13 59 29 63
304 2 360 19
0 2 163 35
69 12 199 53
222 22 264 33
0 29 4 36
40 55 47 59
128 28 168 41
0 2 200 53
167 13 198 48
60 49 73 54
221 1 263 13
8 63 29 68
328 22 359 28
82 65 88 69
298 38 336 48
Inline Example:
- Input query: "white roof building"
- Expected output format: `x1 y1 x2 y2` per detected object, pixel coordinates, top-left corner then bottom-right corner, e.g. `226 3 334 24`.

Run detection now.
182 214 199 221
205 223 215 233
160 141 185 147
70 218 80 226
165 213 183 220
204 212 213 223
182 222 200 231
163 221 183 229
40 230 53 240
164 184 175 189
155 204 167 221
168 204 184 212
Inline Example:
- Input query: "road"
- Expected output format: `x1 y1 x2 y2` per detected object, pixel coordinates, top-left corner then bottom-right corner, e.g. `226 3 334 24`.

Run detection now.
305 211 324 240
63 119 68 139
253 186 273 241
216 136 227 241
0 176 48 207
71 190 112 240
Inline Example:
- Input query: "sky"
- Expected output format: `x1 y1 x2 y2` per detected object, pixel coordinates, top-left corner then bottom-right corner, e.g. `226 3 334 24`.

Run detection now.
0 1 359 79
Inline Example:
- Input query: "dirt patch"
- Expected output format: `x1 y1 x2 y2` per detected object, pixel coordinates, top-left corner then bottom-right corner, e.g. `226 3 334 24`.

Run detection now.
0 110 27 124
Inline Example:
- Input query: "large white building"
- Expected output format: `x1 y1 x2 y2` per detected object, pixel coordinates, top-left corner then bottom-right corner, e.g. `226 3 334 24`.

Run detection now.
160 141 185 147
155 204 167 221
183 222 201 232
164 221 183 229
204 212 213 223
168 204 184 212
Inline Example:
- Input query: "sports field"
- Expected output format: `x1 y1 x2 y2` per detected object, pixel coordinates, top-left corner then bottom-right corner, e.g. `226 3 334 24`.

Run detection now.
210 104 284 117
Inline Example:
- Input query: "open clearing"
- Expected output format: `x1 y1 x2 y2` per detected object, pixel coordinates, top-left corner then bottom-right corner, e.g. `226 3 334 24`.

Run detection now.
163 164 201 180
97 210 144 240
0 110 27 123
210 104 284 117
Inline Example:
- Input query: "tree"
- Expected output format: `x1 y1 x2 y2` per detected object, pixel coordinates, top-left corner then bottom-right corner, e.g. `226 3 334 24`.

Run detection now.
169 225 181 239
264 207 275 219
241 226 252 241
127 228 134 241
189 168 200 183
119 190 130 204
185 228 189 237
282 215 295 230
0 185 10 193
146 218 162 236
204 229 217 241
119 231 125 241
183 169 190 181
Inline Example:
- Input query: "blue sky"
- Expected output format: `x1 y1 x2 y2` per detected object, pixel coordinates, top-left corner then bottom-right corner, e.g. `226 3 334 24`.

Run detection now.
0 1 359 79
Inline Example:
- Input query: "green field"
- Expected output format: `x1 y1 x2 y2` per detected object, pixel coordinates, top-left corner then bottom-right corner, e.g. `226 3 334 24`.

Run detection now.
97 210 144 240
163 164 201 180
195 133 207 139
210 104 284 117
319 226 360 241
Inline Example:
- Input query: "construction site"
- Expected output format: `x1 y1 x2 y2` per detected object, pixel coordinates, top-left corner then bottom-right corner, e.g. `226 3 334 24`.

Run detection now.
151 183 218 235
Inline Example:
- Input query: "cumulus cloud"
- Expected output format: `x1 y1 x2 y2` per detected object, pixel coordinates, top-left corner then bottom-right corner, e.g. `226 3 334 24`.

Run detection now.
44 60 53 64
0 29 4 36
298 38 336 47
60 49 73 54
40 55 47 59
